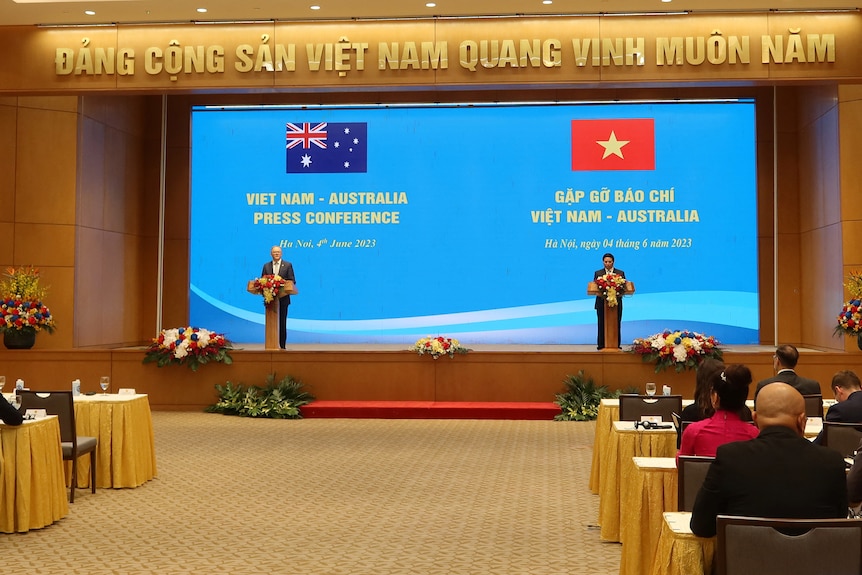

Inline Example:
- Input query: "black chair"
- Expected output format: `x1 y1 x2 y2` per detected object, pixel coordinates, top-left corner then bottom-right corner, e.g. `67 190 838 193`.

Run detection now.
715 515 862 575
18 390 97 502
802 394 824 419
676 455 714 512
618 394 682 422
822 421 862 458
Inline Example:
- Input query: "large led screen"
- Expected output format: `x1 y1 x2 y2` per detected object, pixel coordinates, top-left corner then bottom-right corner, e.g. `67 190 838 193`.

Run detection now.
190 101 758 344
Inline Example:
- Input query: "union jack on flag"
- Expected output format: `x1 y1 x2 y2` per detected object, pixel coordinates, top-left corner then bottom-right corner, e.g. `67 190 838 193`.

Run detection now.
286 122 328 150
286 121 368 174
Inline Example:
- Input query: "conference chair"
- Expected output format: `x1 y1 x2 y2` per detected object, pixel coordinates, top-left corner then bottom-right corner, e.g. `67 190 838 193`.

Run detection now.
18 390 97 503
618 394 682 423
676 455 714 512
715 515 862 575
802 394 824 419
822 421 862 458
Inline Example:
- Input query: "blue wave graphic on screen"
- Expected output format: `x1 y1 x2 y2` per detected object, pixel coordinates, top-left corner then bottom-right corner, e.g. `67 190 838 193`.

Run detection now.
191 284 758 345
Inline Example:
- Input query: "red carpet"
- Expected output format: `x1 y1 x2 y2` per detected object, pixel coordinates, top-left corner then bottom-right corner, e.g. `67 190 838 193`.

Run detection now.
301 401 561 420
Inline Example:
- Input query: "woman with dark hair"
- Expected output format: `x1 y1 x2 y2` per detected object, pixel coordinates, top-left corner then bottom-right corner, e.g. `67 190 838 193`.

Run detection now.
677 364 758 461
680 358 753 423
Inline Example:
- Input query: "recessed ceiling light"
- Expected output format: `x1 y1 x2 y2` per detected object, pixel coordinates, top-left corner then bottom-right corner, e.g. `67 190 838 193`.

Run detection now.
426 2 437 7
310 4 321 9
84 10 95 15
543 0 553 4
196 7 208 13
661 0 672 3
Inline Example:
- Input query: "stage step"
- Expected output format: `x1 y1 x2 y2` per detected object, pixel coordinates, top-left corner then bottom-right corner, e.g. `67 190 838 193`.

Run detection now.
301 401 561 420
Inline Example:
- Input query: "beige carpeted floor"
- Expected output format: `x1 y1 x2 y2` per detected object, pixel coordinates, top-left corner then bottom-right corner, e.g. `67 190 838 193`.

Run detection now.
1 413 621 575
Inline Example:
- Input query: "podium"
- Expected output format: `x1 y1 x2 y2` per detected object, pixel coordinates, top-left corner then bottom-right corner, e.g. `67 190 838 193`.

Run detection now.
588 280 635 351
247 279 298 350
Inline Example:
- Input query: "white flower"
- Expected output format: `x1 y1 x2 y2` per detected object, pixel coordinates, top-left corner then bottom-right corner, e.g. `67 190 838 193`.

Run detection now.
672 344 688 363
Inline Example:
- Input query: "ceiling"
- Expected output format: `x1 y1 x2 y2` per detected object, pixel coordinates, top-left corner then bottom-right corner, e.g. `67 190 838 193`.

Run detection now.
1 0 859 27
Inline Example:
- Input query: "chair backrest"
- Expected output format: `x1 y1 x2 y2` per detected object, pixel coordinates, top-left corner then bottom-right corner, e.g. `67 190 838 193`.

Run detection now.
716 515 862 575
802 394 824 419
677 455 714 512
822 421 862 457
17 390 77 445
618 394 683 422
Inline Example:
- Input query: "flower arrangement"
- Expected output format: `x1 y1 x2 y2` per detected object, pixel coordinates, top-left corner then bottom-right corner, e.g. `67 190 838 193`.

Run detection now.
248 274 288 305
629 330 723 373
595 273 627 307
410 336 471 359
0 266 56 335
143 326 233 371
835 271 862 336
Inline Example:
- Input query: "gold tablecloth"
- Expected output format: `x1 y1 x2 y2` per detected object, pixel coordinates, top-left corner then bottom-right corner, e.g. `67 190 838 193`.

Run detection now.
589 399 619 495
598 421 677 542
648 512 715 575
72 394 157 488
620 457 679 575
0 416 69 533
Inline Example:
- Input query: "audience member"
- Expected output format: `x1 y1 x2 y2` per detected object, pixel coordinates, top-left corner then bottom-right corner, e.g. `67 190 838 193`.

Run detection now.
754 344 820 400
847 438 862 506
0 394 23 426
813 370 862 445
680 358 752 423
690 383 847 537
677 364 758 462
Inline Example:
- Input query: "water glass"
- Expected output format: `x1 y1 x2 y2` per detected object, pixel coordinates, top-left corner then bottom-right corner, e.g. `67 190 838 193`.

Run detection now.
100 376 110 394
645 382 657 396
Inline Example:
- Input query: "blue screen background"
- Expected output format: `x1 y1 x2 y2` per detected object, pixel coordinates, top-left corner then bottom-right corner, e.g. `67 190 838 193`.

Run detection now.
189 101 759 345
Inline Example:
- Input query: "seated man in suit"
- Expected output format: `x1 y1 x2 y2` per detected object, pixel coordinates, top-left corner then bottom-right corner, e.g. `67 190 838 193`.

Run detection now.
754 344 821 401
690 382 848 538
812 370 862 445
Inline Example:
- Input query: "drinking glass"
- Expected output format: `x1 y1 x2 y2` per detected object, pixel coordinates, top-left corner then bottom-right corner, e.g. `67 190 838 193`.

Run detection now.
645 382 657 396
100 376 110 394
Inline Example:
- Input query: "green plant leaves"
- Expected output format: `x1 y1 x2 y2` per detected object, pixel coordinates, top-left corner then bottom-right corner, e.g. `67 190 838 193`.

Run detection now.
205 373 315 419
553 370 619 421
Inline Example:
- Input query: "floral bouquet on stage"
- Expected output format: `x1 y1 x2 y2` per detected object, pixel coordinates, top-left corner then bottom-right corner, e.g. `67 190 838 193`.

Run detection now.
835 271 862 338
248 274 288 305
410 336 471 359
594 273 628 307
143 326 233 371
629 330 722 373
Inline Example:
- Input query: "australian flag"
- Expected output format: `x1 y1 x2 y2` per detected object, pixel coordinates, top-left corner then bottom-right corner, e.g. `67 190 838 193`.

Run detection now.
286 122 368 173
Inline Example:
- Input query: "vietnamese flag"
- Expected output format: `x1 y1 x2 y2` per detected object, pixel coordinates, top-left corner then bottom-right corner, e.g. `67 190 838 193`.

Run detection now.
571 118 655 171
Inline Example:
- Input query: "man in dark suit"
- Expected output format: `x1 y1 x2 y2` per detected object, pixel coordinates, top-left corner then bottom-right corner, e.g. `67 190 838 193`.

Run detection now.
593 252 625 350
261 245 296 349
754 344 821 400
690 382 848 538
812 370 862 445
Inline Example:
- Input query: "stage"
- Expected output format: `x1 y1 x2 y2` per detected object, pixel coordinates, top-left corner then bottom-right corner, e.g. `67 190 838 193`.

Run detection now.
0 344 857 411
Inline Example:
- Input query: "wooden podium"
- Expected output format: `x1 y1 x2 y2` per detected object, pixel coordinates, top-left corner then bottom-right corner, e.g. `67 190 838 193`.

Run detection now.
248 279 298 350
588 280 634 351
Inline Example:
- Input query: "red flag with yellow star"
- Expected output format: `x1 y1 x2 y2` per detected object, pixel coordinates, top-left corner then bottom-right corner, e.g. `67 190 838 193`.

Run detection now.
571 118 655 171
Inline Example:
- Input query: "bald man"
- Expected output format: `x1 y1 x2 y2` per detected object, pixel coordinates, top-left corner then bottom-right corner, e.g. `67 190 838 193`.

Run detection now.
690 382 847 537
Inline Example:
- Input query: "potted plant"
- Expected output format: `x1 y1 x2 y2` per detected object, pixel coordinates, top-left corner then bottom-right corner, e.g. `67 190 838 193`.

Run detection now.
836 270 862 350
0 266 56 349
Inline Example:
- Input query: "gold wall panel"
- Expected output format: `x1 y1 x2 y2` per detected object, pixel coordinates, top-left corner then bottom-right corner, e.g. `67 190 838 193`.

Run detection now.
597 13 768 83
2 14 862 93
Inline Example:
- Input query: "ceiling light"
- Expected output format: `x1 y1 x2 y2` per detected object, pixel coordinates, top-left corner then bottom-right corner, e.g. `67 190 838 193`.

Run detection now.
310 5 321 9
426 2 436 6
661 0 672 3
196 7 207 13
84 10 95 15
543 0 553 4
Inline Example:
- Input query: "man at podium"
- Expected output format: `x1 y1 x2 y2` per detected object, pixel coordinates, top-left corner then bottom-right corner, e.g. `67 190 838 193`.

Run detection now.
262 246 296 349
593 252 625 350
